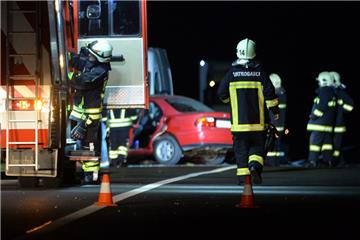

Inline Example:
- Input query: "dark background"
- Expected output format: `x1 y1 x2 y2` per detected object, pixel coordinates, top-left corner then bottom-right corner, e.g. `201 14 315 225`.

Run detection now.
147 1 360 161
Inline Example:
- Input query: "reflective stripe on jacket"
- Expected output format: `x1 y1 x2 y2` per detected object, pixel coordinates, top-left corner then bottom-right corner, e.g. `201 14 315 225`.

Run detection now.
307 86 336 132
217 60 279 132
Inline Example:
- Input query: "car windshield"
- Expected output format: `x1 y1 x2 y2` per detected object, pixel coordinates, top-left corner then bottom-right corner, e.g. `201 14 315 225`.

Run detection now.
165 97 214 113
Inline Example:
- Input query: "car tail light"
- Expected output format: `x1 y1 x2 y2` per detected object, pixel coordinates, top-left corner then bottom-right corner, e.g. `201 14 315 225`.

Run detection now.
195 117 215 127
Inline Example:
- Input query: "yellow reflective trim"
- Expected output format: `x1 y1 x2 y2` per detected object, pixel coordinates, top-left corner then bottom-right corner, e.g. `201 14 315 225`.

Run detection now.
276 126 284 132
88 113 101 120
333 150 340 157
73 105 85 113
110 110 115 119
85 118 92 125
231 124 265 132
343 104 353 112
230 85 239 127
328 100 336 107
334 126 346 133
229 81 265 131
337 99 344 105
230 81 262 88
306 124 333 132
68 72 74 80
321 144 333 151
267 151 285 157
130 115 138 121
266 98 279 108
118 146 129 151
279 104 287 109
84 108 102 114
310 145 321 152
237 168 250 176
314 97 320 104
121 109 126 119
70 110 84 119
249 154 264 166
222 98 230 103
313 109 324 117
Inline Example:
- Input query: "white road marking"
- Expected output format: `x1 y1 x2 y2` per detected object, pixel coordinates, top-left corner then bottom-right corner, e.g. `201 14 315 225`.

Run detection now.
19 166 236 238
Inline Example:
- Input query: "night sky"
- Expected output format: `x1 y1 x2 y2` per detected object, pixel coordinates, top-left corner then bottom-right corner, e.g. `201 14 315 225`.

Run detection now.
147 1 360 161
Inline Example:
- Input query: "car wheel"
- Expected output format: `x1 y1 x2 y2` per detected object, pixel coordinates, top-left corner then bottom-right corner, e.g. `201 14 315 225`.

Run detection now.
153 134 182 165
202 152 226 165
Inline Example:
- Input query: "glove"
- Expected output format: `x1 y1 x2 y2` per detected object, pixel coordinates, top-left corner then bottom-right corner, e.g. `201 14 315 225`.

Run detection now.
71 120 87 140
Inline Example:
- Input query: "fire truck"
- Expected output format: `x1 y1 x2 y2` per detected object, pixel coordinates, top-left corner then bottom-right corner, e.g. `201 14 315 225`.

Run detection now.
0 0 148 187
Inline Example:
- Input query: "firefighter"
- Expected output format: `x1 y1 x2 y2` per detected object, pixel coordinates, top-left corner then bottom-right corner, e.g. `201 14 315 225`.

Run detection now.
305 71 337 168
217 38 279 185
266 73 288 166
107 108 138 168
68 40 113 183
330 71 354 167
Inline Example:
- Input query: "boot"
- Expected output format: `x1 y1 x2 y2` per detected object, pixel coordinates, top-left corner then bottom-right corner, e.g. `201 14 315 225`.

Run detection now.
249 165 262 185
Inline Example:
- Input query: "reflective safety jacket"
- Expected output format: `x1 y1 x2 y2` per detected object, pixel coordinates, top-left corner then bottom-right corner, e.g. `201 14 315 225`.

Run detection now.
334 87 354 133
217 60 279 132
68 52 111 125
307 86 337 132
270 87 287 132
107 109 138 129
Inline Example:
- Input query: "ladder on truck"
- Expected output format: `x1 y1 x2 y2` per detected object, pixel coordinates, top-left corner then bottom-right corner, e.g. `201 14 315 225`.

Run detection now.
5 1 41 173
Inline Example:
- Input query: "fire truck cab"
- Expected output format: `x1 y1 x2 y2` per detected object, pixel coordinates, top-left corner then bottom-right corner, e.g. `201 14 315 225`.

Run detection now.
1 0 148 187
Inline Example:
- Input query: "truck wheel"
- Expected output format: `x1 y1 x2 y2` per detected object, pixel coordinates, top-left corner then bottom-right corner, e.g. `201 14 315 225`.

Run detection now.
18 177 39 188
153 134 182 165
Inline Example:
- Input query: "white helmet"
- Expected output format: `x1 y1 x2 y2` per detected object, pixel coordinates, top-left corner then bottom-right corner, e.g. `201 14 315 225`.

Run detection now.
269 73 282 89
316 71 333 87
87 40 113 63
330 71 341 87
236 38 256 60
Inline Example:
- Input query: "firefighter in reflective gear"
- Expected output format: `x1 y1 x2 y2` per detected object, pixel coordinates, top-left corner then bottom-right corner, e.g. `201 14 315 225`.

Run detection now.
330 71 354 166
266 73 287 166
107 108 138 168
68 40 113 183
305 71 337 168
217 38 279 185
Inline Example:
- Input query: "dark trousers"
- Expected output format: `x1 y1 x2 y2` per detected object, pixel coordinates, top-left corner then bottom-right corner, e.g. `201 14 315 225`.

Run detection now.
333 133 344 164
109 126 130 165
233 131 265 175
308 131 333 164
83 120 100 153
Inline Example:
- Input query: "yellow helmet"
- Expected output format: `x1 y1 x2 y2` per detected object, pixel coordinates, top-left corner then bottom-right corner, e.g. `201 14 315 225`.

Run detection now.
236 38 256 60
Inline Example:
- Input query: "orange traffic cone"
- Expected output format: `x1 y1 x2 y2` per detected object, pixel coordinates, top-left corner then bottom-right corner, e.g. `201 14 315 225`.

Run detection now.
96 174 117 207
236 175 258 208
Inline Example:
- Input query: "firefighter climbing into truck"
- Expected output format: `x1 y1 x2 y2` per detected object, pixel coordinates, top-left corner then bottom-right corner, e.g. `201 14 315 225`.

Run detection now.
1 0 148 187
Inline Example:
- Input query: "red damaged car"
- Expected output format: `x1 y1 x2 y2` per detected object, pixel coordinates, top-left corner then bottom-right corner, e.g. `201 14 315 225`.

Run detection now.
128 95 233 165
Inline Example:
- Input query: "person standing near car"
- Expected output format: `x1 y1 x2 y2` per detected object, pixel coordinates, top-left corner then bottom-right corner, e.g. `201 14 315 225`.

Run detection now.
266 73 288 166
330 71 354 166
106 108 138 168
304 71 337 168
217 38 279 184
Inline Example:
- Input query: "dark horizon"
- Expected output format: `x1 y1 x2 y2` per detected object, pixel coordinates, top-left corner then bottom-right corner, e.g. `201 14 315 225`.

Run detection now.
147 1 360 161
